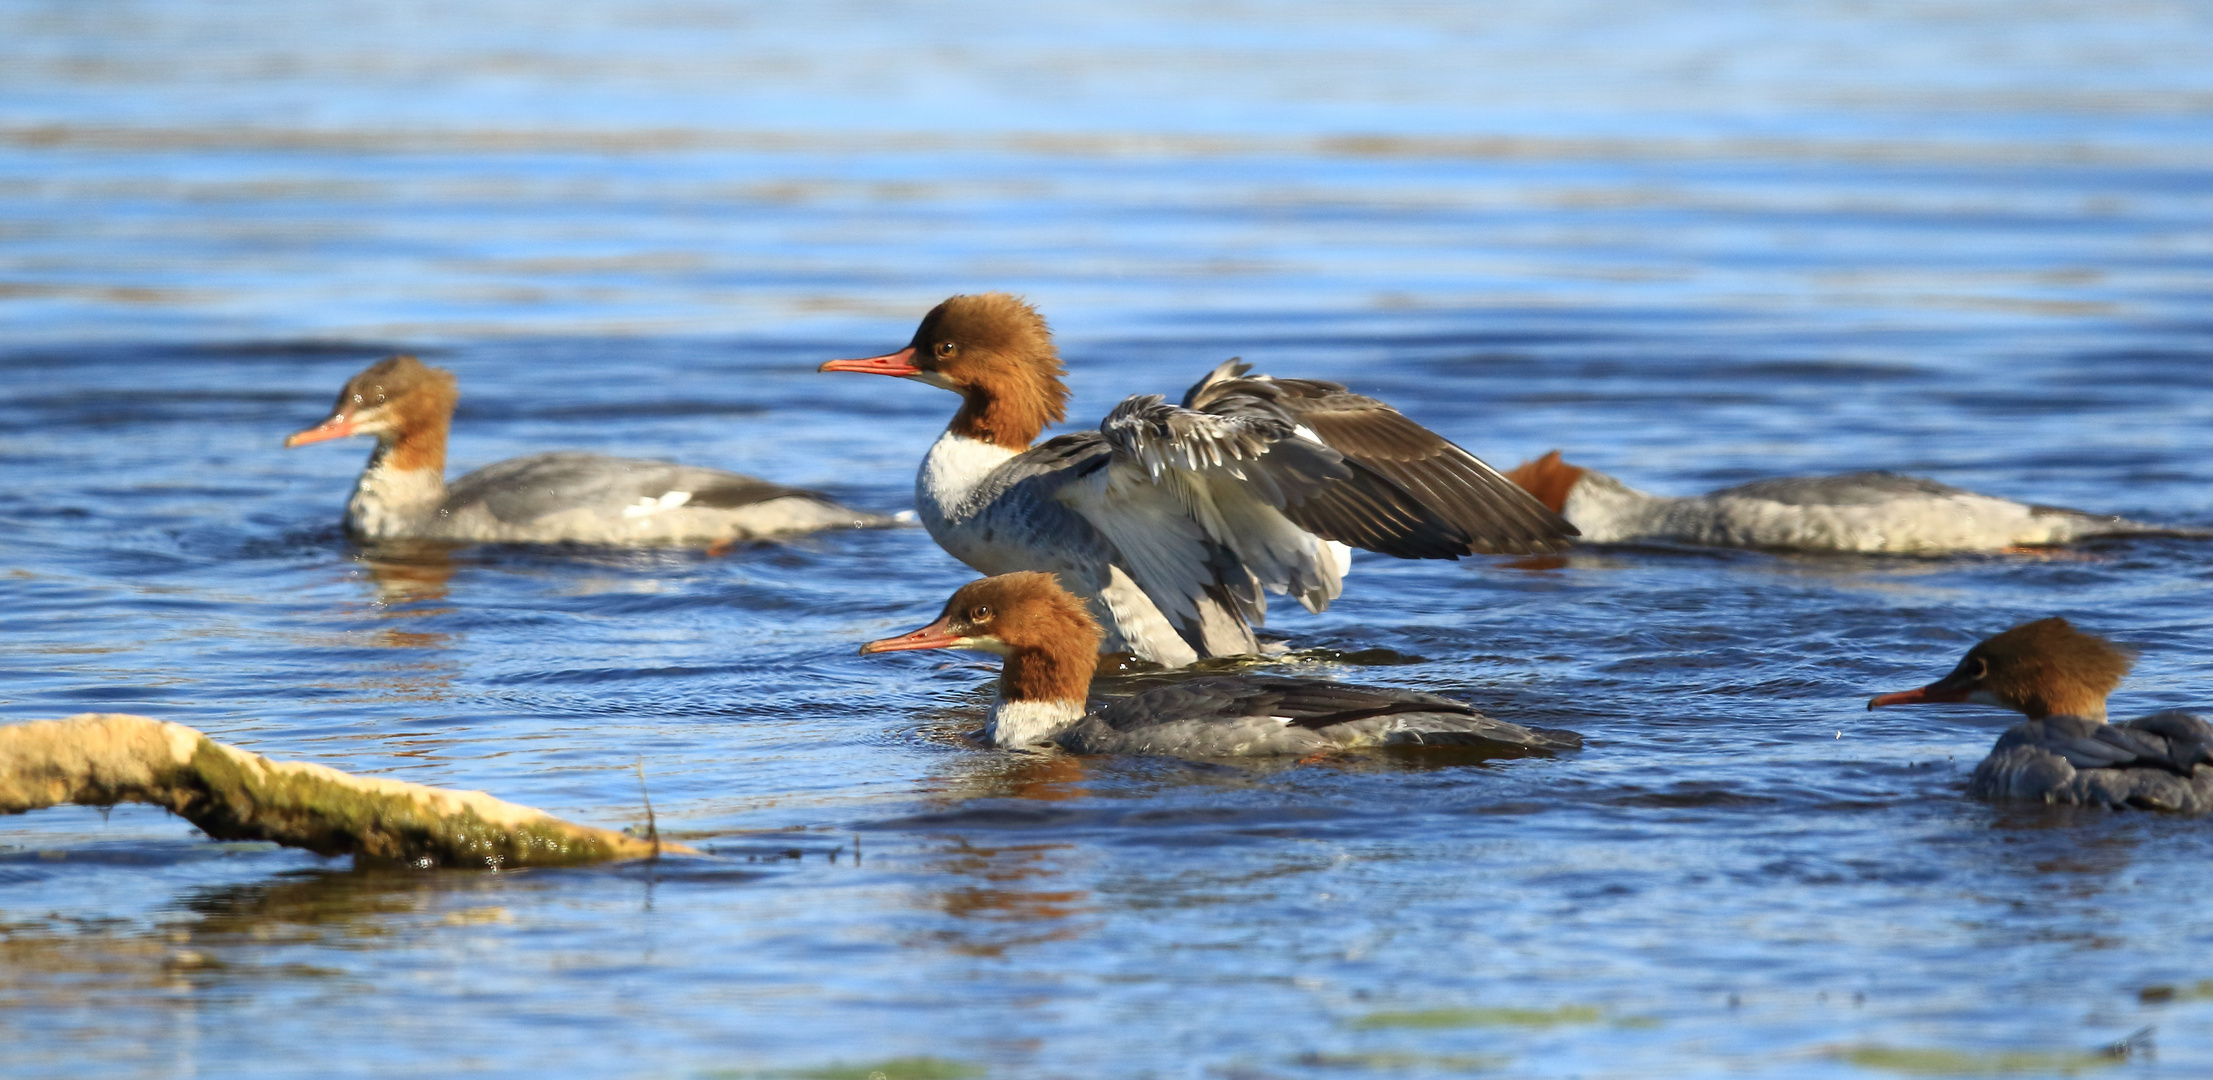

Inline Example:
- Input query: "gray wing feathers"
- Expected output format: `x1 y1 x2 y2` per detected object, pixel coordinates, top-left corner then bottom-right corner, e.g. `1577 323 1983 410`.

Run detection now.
1091 675 1580 753
1102 395 1303 483
444 451 822 524
1968 712 2213 812
1713 472 1974 506
1055 356 1580 661
988 437 1122 564
1182 362 1574 556
1716 472 2196 538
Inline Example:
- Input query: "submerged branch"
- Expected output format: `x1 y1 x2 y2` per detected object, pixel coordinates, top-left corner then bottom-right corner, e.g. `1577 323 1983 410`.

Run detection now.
0 713 688 867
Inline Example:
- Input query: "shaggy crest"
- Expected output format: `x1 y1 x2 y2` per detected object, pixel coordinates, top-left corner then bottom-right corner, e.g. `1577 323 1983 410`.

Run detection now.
330 355 456 416
1502 450 1587 515
309 355 460 473
937 572 1103 703
909 293 1069 449
1971 617 2135 719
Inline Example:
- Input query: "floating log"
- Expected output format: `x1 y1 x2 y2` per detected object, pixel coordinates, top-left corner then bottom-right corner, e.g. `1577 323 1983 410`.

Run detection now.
0 713 686 867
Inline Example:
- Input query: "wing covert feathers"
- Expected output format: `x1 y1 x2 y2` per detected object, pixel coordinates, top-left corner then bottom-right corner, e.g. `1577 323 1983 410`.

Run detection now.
1176 362 1575 556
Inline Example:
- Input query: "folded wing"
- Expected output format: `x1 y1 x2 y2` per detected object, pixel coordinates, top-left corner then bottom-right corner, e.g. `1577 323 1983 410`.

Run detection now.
445 451 822 524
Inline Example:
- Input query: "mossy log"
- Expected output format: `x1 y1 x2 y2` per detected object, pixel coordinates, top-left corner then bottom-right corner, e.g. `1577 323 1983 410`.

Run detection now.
0 713 688 867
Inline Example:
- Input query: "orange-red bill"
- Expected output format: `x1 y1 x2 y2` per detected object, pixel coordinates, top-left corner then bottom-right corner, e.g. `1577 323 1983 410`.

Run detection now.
859 619 963 655
818 347 920 377
284 415 356 447
1866 681 1974 710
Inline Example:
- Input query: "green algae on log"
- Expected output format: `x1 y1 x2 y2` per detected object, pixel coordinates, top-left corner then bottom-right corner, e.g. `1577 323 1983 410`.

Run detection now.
0 713 689 867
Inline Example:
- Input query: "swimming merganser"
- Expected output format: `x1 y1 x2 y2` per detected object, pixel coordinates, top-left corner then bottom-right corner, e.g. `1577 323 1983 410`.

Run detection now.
288 355 889 544
821 294 1574 666
1503 451 2183 555
859 571 1582 757
1868 617 2213 811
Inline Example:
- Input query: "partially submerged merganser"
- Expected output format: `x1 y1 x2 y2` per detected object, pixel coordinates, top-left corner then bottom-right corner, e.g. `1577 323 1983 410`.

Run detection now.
288 356 889 544
822 294 1574 666
1868 617 2213 811
1505 451 2181 554
860 571 1582 757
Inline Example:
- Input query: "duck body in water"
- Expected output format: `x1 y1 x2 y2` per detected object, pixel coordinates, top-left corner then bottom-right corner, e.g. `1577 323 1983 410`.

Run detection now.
859 571 1582 758
1506 451 2183 554
1869 617 2213 811
288 356 890 545
822 293 1574 667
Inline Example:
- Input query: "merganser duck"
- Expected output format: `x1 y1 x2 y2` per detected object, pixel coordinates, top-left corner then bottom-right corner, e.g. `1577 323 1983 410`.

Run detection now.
1868 617 2213 811
1504 451 2184 555
287 355 889 544
859 571 1582 757
821 294 1574 666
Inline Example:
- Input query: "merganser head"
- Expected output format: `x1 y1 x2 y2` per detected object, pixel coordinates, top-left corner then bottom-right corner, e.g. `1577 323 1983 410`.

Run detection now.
1867 616 2133 721
1502 450 1588 515
285 355 459 453
860 572 1104 702
818 293 1068 450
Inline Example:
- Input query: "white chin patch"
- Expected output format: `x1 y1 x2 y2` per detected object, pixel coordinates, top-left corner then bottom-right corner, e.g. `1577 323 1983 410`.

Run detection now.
912 371 960 392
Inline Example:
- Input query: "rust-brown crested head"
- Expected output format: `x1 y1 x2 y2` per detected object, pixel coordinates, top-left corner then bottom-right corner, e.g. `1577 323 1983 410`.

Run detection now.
1502 450 1587 515
1868 616 2134 720
910 293 1068 448
287 355 459 454
1972 617 2134 718
930 571 1102 657
859 572 1104 703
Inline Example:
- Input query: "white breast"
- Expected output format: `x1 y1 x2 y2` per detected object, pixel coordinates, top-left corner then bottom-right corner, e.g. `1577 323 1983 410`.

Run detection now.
344 460 446 540
985 697 1087 748
915 430 1027 572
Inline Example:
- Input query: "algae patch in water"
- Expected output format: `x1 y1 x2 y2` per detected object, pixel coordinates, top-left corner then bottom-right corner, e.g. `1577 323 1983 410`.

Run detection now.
1350 1004 1606 1030
2138 978 2213 1003
707 1058 984 1080
1834 1028 2149 1077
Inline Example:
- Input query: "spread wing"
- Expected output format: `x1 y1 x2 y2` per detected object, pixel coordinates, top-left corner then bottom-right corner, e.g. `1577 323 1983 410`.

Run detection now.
1014 359 1572 659
1084 394 1358 623
1182 361 1574 555
443 451 822 524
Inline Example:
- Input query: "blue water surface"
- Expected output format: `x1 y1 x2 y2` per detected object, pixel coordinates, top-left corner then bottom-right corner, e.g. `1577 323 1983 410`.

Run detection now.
4 2 2213 1077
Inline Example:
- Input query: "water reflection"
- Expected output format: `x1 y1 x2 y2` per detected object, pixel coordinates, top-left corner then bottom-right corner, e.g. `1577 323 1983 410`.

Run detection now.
912 839 1096 959
351 541 458 605
0 868 451 1015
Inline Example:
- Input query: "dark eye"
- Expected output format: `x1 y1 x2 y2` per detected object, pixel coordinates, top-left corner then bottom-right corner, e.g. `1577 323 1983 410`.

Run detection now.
1972 657 1989 680
968 605 991 622
935 341 958 359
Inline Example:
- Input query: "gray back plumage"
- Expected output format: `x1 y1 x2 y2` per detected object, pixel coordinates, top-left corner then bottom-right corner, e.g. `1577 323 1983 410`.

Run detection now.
1710 471 1978 507
1969 711 2213 812
443 451 819 524
1093 675 1478 734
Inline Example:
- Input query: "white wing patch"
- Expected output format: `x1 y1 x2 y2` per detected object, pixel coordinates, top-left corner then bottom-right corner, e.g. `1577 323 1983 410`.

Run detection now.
621 490 693 519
